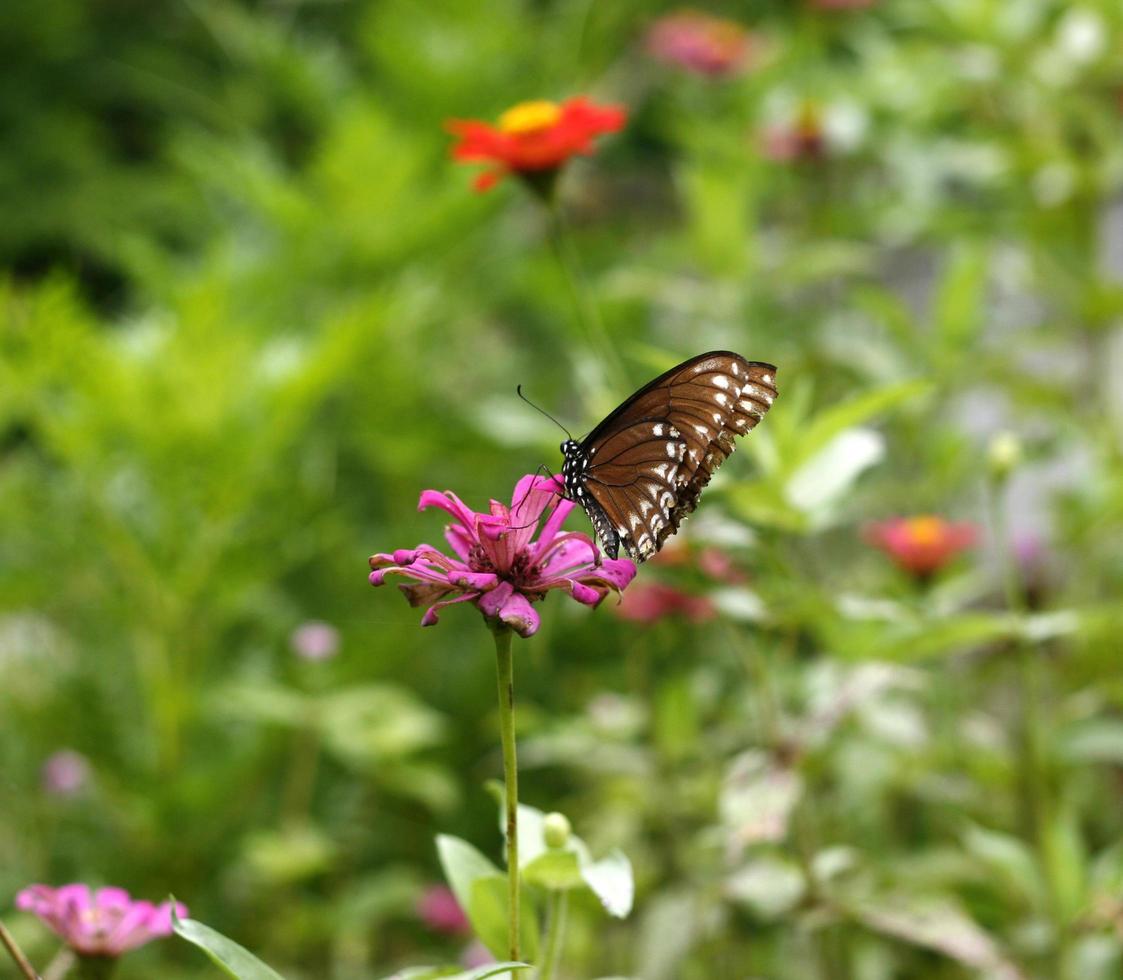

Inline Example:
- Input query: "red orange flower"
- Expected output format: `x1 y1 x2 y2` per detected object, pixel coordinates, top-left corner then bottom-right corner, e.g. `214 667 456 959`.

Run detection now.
447 97 627 193
646 11 756 78
865 516 978 578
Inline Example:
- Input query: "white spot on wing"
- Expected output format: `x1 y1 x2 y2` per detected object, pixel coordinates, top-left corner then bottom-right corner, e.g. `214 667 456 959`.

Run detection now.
693 424 708 437
714 392 728 406
666 443 677 458
653 424 664 436
761 373 772 385
713 375 730 389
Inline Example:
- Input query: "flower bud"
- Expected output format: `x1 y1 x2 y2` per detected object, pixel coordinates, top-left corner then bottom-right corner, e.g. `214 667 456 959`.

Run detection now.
987 432 1023 482
543 812 572 849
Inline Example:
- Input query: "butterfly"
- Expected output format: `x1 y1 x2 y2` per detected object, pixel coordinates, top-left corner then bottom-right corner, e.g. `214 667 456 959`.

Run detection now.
560 351 777 563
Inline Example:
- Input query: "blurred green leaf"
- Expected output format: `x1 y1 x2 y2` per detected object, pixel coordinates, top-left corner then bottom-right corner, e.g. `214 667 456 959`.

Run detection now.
173 912 286 980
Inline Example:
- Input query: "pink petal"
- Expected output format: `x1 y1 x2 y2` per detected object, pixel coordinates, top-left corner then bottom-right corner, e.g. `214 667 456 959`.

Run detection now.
496 590 540 637
478 581 515 619
418 489 479 531
444 523 474 560
420 591 480 627
529 497 578 563
449 570 499 591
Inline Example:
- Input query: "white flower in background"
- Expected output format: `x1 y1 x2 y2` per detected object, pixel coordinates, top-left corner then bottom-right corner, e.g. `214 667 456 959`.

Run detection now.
1056 8 1106 65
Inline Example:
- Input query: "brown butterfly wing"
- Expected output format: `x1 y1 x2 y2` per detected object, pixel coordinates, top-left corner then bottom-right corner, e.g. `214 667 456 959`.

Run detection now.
580 352 777 562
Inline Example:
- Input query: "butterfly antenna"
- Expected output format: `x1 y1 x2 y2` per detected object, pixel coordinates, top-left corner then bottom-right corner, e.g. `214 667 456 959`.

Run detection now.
508 464 565 525
517 385 573 440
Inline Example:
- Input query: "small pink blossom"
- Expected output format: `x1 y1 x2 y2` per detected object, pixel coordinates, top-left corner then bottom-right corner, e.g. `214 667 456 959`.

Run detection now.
613 582 715 624
461 938 496 968
42 750 91 797
289 620 340 661
369 474 636 638
417 885 469 935
865 516 978 578
15 884 186 957
646 11 756 78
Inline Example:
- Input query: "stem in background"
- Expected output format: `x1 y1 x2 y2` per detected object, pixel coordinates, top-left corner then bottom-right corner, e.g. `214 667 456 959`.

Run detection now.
493 625 520 962
281 718 322 824
42 950 75 980
0 921 41 980
546 199 626 388
987 483 1068 979
538 890 569 980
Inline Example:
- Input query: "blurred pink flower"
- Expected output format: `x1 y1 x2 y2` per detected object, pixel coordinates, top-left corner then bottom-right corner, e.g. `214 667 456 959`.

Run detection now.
16 885 186 957
760 102 827 162
42 750 91 797
289 620 340 661
654 540 745 584
369 474 636 637
646 10 756 77
461 938 496 968
613 581 715 624
416 885 469 935
865 516 978 578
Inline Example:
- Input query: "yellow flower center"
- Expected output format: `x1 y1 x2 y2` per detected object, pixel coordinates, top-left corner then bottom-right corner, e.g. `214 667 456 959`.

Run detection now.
498 100 562 135
904 516 945 547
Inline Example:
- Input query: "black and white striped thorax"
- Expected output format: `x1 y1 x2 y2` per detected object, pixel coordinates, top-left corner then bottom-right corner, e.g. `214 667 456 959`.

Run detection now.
555 352 778 565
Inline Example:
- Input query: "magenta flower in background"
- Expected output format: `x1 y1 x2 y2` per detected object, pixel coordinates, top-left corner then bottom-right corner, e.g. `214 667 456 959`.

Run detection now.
613 581 715 624
42 750 91 798
15 885 186 957
646 10 757 78
369 475 636 637
289 620 340 661
416 885 470 935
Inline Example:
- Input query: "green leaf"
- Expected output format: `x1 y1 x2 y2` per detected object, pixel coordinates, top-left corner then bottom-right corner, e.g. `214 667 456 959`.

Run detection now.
379 963 531 980
522 849 585 891
468 874 539 963
436 834 500 917
436 835 537 962
581 849 634 919
173 910 286 980
933 241 988 352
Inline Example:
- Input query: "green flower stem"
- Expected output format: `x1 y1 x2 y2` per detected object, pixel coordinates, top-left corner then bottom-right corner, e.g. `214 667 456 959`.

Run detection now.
538 890 569 980
0 921 41 980
493 625 520 962
987 483 1069 979
546 199 627 389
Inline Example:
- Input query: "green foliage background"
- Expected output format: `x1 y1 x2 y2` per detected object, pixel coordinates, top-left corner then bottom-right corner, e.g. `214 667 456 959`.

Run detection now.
3 0 1123 977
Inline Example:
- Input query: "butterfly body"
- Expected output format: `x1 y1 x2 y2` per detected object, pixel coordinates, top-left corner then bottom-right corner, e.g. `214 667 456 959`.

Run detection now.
560 351 777 563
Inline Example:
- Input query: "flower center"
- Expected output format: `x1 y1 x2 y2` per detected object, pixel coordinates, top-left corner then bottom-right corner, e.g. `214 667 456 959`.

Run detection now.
498 100 562 135
904 516 945 547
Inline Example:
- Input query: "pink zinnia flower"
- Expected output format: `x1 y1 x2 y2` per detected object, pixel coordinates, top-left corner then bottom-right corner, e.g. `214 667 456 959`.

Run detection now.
42 750 91 797
613 582 715 624
369 474 636 638
646 11 756 78
289 620 340 661
864 516 978 578
16 884 186 957
416 885 469 935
